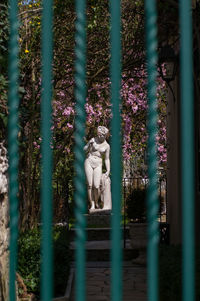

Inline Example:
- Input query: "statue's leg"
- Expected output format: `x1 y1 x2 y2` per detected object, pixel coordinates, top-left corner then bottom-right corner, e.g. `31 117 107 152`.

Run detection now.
93 165 102 208
84 159 94 209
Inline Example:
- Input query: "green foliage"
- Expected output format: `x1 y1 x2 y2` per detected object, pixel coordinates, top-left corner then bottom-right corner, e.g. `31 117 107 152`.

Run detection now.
0 93 8 128
17 0 76 227
126 188 147 222
17 228 41 295
53 226 71 296
126 184 165 222
17 226 71 298
0 1 9 140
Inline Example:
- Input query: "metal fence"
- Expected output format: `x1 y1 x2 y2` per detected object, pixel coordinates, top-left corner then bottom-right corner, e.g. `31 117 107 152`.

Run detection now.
8 1 195 301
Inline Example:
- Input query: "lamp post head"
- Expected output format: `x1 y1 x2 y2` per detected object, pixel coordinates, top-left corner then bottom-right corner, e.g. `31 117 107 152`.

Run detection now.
159 44 178 83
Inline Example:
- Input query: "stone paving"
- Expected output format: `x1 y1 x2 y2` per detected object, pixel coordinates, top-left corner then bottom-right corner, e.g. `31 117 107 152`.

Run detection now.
69 210 147 301
70 261 147 301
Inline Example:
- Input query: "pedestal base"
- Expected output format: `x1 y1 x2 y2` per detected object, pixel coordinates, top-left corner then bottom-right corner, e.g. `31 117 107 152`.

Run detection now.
85 209 111 227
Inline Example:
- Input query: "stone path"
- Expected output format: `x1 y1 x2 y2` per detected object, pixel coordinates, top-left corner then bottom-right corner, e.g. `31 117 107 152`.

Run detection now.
70 261 147 301
68 210 147 301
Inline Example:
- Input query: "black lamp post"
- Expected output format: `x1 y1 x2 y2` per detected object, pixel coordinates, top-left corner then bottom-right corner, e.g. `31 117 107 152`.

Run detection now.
158 44 178 101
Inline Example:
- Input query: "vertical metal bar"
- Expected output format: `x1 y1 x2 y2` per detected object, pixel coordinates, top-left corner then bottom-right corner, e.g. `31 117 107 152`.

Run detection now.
8 1 19 300
179 1 195 300
144 0 159 300
109 0 122 300
41 0 53 300
74 0 87 300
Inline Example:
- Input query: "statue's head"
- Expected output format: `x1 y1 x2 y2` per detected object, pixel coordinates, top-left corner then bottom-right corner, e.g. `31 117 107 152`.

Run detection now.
97 126 109 138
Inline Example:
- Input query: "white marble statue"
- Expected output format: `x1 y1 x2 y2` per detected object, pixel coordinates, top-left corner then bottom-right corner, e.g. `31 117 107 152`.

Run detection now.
84 126 112 210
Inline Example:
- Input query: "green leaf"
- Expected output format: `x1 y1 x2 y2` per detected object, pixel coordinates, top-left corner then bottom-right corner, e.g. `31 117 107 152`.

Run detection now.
0 113 8 127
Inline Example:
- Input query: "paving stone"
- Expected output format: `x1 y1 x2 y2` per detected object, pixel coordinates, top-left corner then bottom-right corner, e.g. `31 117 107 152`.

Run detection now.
70 262 147 301
68 217 147 301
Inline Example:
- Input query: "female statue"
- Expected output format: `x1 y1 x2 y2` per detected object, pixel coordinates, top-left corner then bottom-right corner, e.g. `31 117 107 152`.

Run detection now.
84 126 110 210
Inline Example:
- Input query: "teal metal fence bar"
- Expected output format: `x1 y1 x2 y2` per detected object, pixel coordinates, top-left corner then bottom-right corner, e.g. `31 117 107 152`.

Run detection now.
109 1 123 301
144 0 159 301
179 1 195 301
8 0 19 300
74 0 87 300
41 0 54 300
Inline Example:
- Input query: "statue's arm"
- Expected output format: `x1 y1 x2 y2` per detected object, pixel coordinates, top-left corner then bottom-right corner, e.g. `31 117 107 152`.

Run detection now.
84 137 95 151
84 143 89 151
105 145 110 177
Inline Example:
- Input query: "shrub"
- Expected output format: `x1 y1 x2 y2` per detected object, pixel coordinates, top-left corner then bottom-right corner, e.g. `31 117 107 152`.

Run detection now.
126 187 165 222
17 226 71 299
53 226 71 296
126 188 147 222
18 228 41 297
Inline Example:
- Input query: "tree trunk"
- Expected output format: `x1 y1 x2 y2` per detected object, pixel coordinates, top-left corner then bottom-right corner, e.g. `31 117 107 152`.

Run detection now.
0 142 9 301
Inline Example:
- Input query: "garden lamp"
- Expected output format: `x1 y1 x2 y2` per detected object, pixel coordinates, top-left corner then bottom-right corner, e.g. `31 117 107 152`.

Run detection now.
158 44 178 83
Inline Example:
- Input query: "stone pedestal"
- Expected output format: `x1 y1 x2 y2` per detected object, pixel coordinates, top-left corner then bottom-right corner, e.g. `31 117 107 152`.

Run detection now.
85 209 111 227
